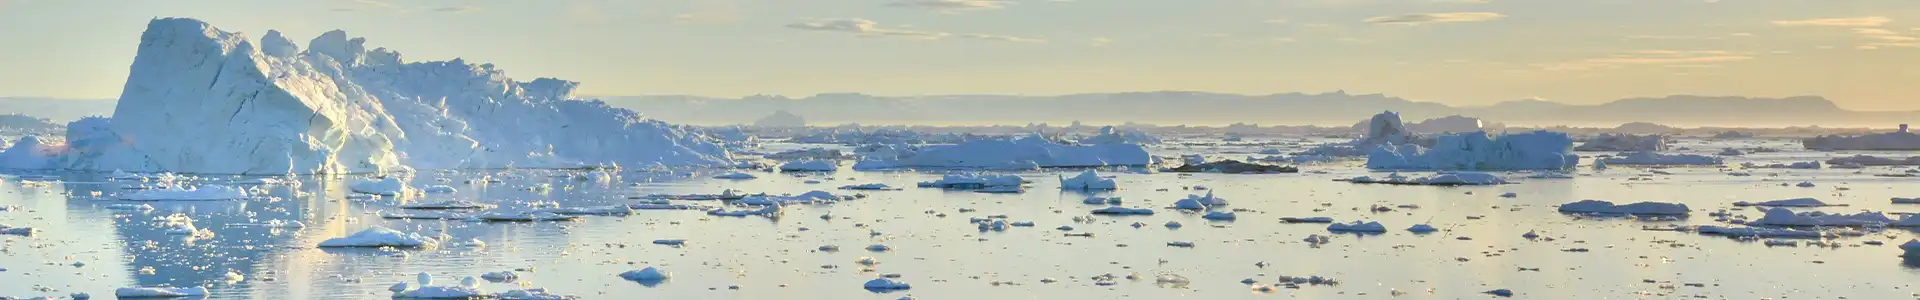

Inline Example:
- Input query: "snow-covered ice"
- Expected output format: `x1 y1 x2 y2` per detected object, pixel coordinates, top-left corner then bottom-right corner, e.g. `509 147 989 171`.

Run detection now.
317 226 439 248
1557 200 1690 215
1751 208 1894 227
1058 170 1117 190
349 177 411 196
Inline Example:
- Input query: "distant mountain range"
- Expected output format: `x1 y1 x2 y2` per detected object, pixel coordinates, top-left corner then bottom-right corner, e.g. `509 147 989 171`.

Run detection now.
8 93 1914 128
596 92 1917 128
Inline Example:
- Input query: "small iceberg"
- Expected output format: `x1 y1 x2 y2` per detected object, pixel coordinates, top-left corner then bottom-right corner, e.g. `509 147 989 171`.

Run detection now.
839 183 900 191
863 278 912 291
712 172 758 180
350 177 411 196
706 204 782 217
1751 208 1893 227
1172 191 1228 210
317 226 439 248
619 267 671 282
1202 211 1237 221
778 160 838 172
1082 196 1122 205
1342 172 1506 186
1058 170 1118 190
1407 224 1438 233
1090 206 1155 215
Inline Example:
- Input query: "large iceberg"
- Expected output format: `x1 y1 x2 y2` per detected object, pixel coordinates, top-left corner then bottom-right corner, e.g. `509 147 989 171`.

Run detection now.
49 18 732 174
1366 131 1579 171
1306 111 1426 157
1802 125 1920 150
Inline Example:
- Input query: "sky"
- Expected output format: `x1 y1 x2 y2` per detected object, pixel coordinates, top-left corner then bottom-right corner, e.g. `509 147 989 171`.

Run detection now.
2 0 1920 111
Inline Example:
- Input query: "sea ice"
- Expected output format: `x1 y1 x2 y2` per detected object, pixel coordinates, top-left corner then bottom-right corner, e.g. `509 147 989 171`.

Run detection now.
114 286 208 298
1172 191 1227 210
1751 208 1893 227
618 267 671 282
1202 211 1237 221
120 185 249 201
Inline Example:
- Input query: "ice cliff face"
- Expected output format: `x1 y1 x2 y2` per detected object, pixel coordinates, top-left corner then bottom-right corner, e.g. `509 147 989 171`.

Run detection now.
61 18 732 174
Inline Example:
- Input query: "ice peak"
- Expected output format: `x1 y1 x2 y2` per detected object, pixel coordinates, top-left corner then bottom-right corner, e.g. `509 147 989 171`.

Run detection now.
260 30 298 58
308 30 367 65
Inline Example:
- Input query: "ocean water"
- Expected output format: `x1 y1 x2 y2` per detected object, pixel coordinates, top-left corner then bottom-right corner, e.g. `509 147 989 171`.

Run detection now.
0 140 1917 299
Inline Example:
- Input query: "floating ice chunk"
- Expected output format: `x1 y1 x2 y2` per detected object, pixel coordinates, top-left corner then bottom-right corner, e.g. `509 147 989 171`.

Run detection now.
473 211 578 222
778 160 838 172
1485 289 1514 297
1796 181 1816 188
120 185 249 201
737 191 852 206
419 185 458 194
1343 172 1506 186
619 267 671 282
1556 200 1690 216
396 285 485 298
1173 191 1228 210
1733 198 1837 207
535 205 634 216
866 244 892 252
1090 206 1154 215
1058 170 1118 190
1303 234 1330 244
0 226 37 236
498 288 572 300
1752 208 1893 227
1598 152 1722 166
707 204 782 217
350 178 411 196
838 183 900 191
105 203 155 211
1082 196 1122 205
863 278 912 290
1407 224 1437 233
1202 211 1237 221
481 271 519 282
1803 129 1920 150
1825 155 1920 167
1695 226 1822 238
1895 197 1920 204
1326 221 1387 233
317 226 439 248
1500 192 1518 198
1901 239 1920 256
1521 230 1540 239
1167 241 1195 247
712 172 758 180
1741 161 1821 169
114 286 208 298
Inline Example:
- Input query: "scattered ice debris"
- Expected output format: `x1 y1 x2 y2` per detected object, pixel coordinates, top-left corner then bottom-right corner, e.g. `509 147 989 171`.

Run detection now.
838 183 900 191
1280 217 1334 224
1556 200 1690 215
1326 221 1387 233
1751 208 1893 227
765 148 845 161
712 172 758 179
1058 170 1118 190
1342 172 1507 186
619 267 671 282
1764 239 1798 247
114 286 208 298
317 226 439 248
349 177 411 196
1406 224 1437 233
918 173 1024 190
1598 151 1722 166
1090 206 1154 215
498 288 574 300
863 278 912 291
1276 274 1338 286
1694 225 1822 238
401 200 495 210
1165 160 1299 174
1366 130 1579 171
856 257 879 266
1202 211 1237 221
535 205 636 216
738 191 854 206
1576 134 1667 152
120 184 249 201
1164 221 1183 229
652 239 687 246
1718 148 1744 156
1733 198 1840 207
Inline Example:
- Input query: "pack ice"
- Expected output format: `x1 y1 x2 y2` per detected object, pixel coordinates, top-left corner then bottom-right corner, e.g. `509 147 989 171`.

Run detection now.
35 18 732 174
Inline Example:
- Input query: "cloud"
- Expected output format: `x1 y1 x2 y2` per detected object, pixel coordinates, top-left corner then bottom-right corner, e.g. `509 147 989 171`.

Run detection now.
1365 12 1505 25
885 0 1008 13
962 33 1047 43
787 19 949 39
1535 50 1754 71
432 6 481 14
1771 16 1890 27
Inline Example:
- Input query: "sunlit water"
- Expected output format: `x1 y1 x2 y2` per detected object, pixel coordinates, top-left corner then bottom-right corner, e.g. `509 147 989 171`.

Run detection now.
1 139 1917 299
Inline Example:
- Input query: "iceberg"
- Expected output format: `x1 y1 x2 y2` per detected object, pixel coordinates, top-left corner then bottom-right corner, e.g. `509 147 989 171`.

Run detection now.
619 267 671 282
0 135 61 170
1172 191 1228 210
1802 125 1920 150
862 278 912 291
777 160 838 172
1326 221 1388 233
1302 111 1424 157
1556 200 1689 215
50 18 732 174
1574 134 1668 152
860 134 1151 169
1598 151 1722 166
1366 131 1579 171
1058 170 1117 190
1076 126 1160 145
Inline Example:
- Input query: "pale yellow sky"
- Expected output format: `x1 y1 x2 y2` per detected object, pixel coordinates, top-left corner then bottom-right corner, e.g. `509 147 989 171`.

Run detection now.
2 0 1919 111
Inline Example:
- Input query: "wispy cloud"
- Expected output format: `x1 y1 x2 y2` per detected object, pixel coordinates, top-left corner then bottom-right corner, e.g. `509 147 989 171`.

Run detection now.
884 0 1008 13
786 18 1043 43
1771 16 1890 27
1365 12 1505 25
1535 50 1754 71
432 6 481 14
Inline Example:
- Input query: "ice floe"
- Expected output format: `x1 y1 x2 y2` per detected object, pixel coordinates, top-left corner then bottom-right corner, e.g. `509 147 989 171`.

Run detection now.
318 226 439 248
1341 172 1507 186
1557 200 1690 215
1733 198 1841 207
1598 151 1722 166
1058 170 1117 190
1326 221 1387 233
114 286 208 298
120 184 249 201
